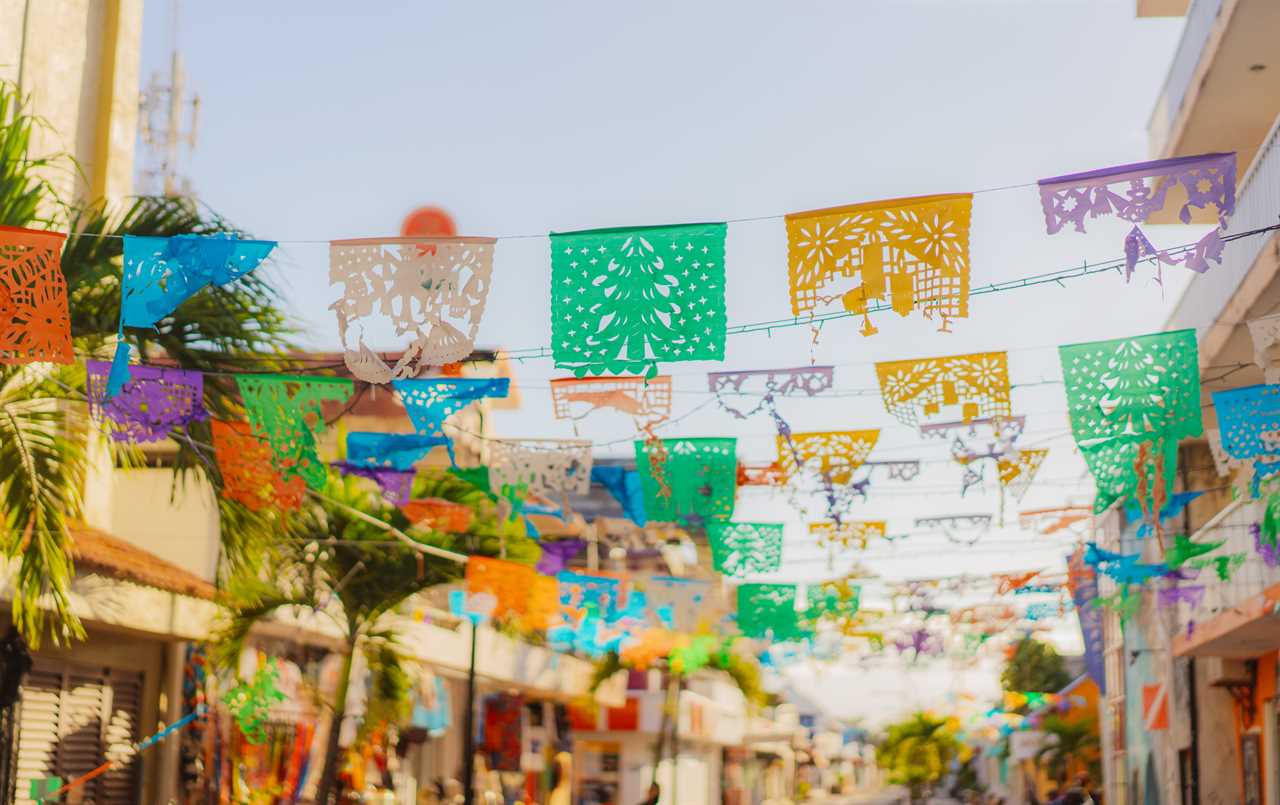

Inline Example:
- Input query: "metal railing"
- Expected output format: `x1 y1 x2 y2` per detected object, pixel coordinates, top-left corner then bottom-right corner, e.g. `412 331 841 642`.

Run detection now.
1148 0 1224 152
1166 111 1280 334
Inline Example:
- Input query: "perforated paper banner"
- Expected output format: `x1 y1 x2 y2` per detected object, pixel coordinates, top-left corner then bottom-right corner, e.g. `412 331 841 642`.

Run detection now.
466 557 557 631
644 576 711 631
235 374 353 490
394 377 510 440
634 437 737 526
786 193 973 335
488 439 592 499
810 520 886 550
1038 153 1234 281
1060 330 1202 512
1164 534 1224 569
997 449 1048 501
1248 314 1280 384
86 360 206 442
535 539 585 576
1213 384 1280 489
401 497 474 532
737 583 807 640
345 431 441 470
707 522 784 577
329 236 495 383
550 223 727 377
333 463 415 505
211 420 305 512
590 465 647 525
777 430 880 484
557 570 623 621
550 375 672 425
109 235 276 395
805 579 861 623
707 366 835 419
0 226 72 365
875 352 1011 430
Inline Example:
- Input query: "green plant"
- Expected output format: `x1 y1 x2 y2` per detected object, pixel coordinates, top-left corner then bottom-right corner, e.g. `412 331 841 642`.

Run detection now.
1001 637 1071 694
877 712 960 803
213 470 539 803
1034 714 1101 786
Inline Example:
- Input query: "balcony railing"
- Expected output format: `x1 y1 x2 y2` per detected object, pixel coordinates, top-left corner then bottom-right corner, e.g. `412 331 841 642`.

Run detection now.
1148 0 1224 154
1166 111 1280 336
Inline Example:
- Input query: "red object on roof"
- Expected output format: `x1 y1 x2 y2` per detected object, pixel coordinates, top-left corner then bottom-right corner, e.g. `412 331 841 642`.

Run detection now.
400 206 457 238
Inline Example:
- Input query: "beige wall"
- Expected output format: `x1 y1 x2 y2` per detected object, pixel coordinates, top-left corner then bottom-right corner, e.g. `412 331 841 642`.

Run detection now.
0 0 143 204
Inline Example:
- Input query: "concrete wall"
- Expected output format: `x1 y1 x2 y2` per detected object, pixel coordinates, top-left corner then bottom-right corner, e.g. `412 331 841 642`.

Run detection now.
0 0 143 204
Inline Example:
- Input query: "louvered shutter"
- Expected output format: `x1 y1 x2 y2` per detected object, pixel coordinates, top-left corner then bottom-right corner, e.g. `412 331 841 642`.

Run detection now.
11 660 143 804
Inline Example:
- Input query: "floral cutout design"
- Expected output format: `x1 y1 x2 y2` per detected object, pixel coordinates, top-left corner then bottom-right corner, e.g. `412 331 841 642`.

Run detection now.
211 420 305 512
550 223 727 377
707 521 784 577
235 374 353 490
875 352 1011 430
634 437 737 527
786 193 973 335
0 226 72 365
86 360 207 442
737 584 808 640
329 236 495 383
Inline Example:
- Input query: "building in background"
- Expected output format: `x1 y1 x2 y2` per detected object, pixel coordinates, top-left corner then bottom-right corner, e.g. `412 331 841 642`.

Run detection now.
1097 2 1280 803
0 0 143 204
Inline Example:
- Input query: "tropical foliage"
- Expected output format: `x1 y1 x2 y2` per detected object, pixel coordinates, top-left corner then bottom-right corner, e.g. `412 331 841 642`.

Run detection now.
877 712 961 802
0 80 296 643
1034 713 1101 786
213 469 540 803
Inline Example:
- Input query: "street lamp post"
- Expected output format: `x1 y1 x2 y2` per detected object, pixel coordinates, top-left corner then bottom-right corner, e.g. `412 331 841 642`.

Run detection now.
452 590 495 805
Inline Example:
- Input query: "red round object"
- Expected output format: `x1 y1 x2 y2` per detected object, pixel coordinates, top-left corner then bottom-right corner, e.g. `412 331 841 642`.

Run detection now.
400 206 457 238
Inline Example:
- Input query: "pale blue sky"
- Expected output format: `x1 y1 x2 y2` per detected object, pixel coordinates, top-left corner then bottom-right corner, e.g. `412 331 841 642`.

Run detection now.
141 1 1190 721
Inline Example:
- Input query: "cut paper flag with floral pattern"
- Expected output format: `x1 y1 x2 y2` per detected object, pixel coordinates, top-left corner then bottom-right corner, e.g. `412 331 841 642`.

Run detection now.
1248 313 1280 384
550 375 672 426
1038 153 1234 282
1212 383 1280 494
1156 584 1206 611
332 431 436 505
777 430 880 523
235 374 353 490
997 448 1048 502
915 514 993 546
108 235 276 396
488 438 592 518
707 366 834 420
590 465 647 525
535 539 585 576
211 420 305 512
550 223 727 377
810 520 886 551
466 557 558 631
1190 552 1245 581
1059 330 1202 516
85 360 206 442
737 461 787 487
401 497 474 532
707 521 784 577
0 226 72 365
393 377 510 461
786 193 973 335
804 579 861 626
875 352 1011 431
737 584 808 641
1019 506 1092 536
329 236 495 383
634 437 737 527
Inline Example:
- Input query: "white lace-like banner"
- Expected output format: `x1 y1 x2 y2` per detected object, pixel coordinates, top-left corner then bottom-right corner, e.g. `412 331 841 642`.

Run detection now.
488 438 593 498
330 236 496 383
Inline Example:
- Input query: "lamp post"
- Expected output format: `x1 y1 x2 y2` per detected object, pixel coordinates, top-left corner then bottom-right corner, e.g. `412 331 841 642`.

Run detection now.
452 590 495 805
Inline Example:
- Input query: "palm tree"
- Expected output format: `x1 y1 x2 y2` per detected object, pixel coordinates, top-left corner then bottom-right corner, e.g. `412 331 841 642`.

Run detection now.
1034 714 1101 787
877 712 961 803
0 80 296 643
213 470 540 804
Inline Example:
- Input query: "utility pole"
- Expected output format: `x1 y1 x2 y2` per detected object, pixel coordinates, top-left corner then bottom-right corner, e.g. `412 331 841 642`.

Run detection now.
138 0 199 196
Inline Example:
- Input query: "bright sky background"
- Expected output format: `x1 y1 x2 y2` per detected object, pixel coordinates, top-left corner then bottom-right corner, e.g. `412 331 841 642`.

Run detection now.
141 1 1192 725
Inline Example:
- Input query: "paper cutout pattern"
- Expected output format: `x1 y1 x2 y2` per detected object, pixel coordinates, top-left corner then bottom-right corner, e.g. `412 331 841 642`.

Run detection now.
109 235 275 395
777 430 880 485
345 431 440 470
1190 552 1245 581
550 223 727 377
550 375 672 425
644 576 710 631
590 465 647 525
85 360 206 442
1248 313 1280 384
329 236 495 382
211 420 305 512
805 579 862 626
810 520 886 550
1213 384 1280 493
707 366 834 419
235 374 353 490
707 521 784 577
737 584 807 640
737 461 787 487
394 377 510 459
786 194 973 334
333 463 415 505
634 437 737 527
488 438 593 499
1038 153 1234 281
875 352 1011 430
1164 534 1225 569
466 557 558 630
0 226 72 365
1060 330 1202 513
997 448 1048 501
535 539 585 576
915 514 993 546
401 497 474 532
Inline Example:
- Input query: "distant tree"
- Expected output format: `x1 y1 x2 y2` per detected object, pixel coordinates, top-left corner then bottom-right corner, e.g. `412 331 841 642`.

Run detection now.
1002 637 1071 693
877 712 960 803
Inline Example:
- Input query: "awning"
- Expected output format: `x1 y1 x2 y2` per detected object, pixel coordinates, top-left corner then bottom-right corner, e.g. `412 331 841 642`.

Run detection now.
1174 582 1280 658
